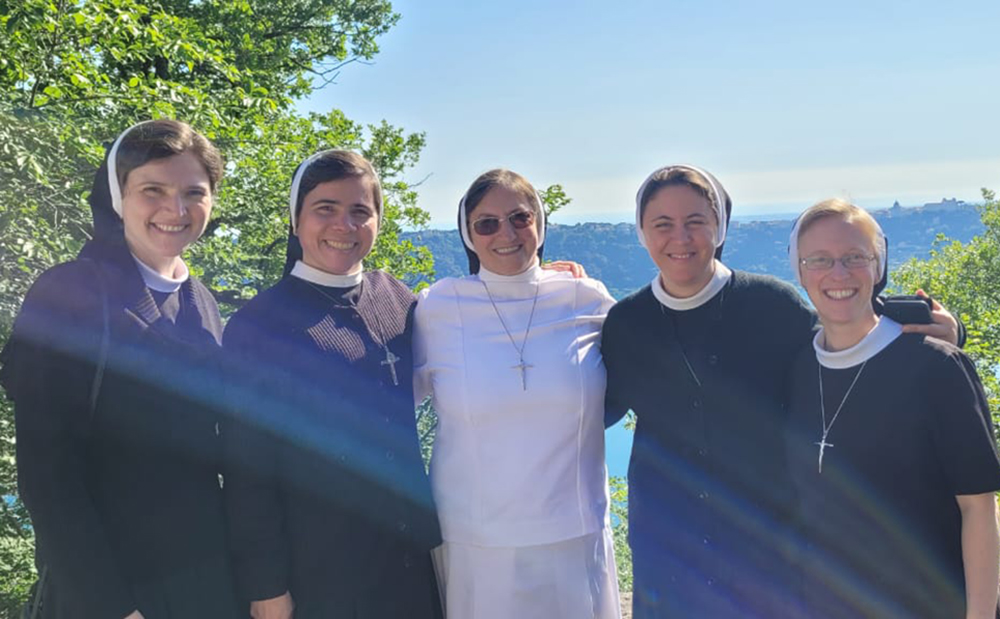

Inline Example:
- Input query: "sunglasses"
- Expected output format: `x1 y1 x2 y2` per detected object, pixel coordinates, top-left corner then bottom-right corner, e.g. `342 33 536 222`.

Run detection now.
471 210 535 236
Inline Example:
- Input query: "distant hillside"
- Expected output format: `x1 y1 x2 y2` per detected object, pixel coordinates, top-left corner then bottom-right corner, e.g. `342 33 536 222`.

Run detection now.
406 205 985 300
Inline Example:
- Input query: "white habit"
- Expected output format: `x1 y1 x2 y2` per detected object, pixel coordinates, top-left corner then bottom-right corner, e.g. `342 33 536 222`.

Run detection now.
414 264 620 618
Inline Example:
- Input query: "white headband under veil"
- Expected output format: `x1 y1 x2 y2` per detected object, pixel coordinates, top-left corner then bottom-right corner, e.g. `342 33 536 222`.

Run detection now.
106 120 158 217
634 164 728 250
458 181 547 251
787 207 888 287
288 149 384 234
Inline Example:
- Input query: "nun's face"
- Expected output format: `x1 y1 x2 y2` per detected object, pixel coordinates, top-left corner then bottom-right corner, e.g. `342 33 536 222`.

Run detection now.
641 184 718 298
296 177 378 275
469 186 540 276
121 151 212 275
798 215 879 334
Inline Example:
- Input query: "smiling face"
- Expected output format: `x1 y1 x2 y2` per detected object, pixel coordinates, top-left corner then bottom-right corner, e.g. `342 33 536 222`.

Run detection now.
641 183 718 297
798 214 880 343
296 176 378 275
120 151 212 276
468 185 540 276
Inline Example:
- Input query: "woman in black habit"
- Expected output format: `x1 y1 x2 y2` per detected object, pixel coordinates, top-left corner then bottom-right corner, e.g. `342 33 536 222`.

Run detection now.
600 165 962 618
222 150 441 619
0 120 240 618
785 199 999 618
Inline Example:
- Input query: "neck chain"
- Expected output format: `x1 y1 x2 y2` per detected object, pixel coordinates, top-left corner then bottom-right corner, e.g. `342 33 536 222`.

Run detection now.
304 279 402 387
656 286 726 389
816 360 867 474
482 280 540 391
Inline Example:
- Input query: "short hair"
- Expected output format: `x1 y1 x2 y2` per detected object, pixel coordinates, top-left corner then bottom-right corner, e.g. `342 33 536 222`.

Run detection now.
294 150 382 220
796 198 885 277
638 167 716 225
116 119 223 193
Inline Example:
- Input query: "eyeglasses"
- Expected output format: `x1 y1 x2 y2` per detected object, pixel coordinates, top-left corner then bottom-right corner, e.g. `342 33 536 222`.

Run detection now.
471 210 535 236
800 253 876 271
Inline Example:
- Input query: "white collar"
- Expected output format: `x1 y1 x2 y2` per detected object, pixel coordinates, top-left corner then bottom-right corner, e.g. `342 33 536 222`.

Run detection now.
291 260 364 288
813 317 903 369
477 259 543 284
132 254 188 293
651 260 732 311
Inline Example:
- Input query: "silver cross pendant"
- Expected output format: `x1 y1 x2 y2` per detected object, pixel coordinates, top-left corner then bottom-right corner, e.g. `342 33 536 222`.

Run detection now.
381 348 400 386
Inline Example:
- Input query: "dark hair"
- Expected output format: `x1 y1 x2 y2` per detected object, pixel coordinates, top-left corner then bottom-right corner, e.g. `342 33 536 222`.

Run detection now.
294 150 382 220
638 167 716 225
463 168 542 221
116 119 224 193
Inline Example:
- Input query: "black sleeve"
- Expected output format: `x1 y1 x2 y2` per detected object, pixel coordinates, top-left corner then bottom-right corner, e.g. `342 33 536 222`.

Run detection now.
220 309 293 602
601 306 630 428
9 266 136 618
926 348 1000 495
955 317 967 350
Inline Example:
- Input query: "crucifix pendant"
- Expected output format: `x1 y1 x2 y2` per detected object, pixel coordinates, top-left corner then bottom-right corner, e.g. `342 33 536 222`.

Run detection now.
815 435 834 474
381 348 400 386
512 358 533 391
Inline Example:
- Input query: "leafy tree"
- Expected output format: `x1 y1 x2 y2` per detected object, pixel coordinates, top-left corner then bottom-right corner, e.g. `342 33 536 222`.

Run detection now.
892 188 1000 427
610 476 633 593
0 0 433 612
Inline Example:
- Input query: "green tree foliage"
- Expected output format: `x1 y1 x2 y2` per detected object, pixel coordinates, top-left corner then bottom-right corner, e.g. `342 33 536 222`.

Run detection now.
610 476 633 593
893 188 1000 427
539 183 570 219
0 0 434 612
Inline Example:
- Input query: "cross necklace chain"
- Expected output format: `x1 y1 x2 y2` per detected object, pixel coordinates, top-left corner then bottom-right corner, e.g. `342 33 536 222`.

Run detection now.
482 280 540 391
305 281 401 387
816 360 867 474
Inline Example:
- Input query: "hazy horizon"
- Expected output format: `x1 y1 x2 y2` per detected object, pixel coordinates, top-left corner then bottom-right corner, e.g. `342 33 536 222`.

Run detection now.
303 0 999 231
410 196 979 231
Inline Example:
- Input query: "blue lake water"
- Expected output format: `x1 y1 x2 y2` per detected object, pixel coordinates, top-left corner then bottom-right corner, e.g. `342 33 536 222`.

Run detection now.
605 418 632 479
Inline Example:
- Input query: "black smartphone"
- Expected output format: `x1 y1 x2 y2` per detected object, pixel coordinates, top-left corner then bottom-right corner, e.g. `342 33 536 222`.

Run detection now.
881 295 933 325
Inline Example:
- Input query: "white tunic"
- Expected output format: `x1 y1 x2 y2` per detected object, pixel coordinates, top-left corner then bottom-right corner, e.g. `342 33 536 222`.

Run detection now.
413 264 616 548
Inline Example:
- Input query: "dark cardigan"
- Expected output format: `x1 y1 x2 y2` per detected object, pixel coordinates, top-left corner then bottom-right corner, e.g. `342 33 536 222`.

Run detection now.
222 270 441 619
2 239 239 619
602 271 817 619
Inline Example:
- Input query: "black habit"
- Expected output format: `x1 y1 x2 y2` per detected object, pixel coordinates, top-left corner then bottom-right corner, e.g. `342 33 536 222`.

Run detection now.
0 158 239 618
602 271 817 618
786 332 1000 618
222 270 441 618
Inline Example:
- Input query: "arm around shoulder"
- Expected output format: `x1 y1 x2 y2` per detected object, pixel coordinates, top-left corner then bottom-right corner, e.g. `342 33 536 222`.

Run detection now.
412 285 444 403
601 303 630 428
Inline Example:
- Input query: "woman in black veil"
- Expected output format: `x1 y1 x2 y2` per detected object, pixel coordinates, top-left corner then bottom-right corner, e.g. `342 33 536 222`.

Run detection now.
1 119 239 619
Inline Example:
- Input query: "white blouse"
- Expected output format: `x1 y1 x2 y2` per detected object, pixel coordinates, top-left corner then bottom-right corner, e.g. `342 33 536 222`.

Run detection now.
414 265 616 547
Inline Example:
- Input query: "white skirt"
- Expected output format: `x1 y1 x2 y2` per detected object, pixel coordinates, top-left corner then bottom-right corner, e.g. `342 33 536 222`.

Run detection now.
432 527 621 619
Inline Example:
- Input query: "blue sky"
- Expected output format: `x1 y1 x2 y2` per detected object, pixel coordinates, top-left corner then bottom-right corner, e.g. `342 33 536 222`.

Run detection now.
302 0 1000 227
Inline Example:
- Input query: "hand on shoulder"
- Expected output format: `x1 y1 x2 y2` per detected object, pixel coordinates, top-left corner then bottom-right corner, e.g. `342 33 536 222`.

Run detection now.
898 289 961 346
541 260 587 279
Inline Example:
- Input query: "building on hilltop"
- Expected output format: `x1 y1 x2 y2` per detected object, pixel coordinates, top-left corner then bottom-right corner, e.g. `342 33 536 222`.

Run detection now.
921 197 969 212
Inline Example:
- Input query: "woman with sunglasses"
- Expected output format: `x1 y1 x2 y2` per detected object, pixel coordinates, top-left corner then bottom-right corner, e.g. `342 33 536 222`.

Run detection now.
785 199 999 618
413 169 621 618
600 165 962 618
1 120 240 618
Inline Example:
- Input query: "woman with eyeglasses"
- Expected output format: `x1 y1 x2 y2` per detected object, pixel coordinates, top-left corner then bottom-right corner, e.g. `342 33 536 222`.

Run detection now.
600 165 964 618
413 169 621 618
785 198 1000 619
